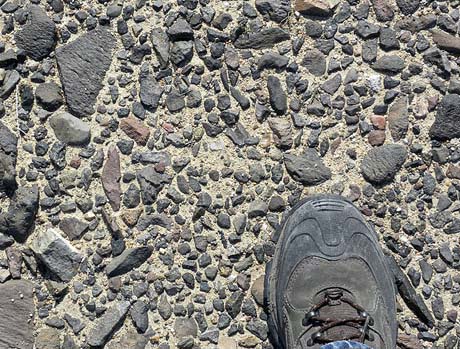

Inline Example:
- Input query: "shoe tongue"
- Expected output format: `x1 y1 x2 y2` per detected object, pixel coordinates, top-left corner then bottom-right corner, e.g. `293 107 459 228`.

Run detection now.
318 295 362 342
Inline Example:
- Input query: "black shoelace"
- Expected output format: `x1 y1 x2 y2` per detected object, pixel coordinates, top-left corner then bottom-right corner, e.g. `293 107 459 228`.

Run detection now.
302 290 374 346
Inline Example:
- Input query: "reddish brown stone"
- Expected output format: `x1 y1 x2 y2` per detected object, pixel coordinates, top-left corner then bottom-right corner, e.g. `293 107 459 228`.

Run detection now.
371 0 394 22
447 165 460 179
102 145 121 211
120 117 150 146
368 130 386 146
6 247 22 279
69 156 81 169
397 333 422 349
370 115 386 130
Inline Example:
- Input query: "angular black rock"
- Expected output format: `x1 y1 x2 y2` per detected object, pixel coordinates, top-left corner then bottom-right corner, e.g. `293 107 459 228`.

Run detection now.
56 27 115 117
386 255 434 327
106 246 154 277
15 5 56 60
0 186 39 243
430 94 460 141
0 121 18 195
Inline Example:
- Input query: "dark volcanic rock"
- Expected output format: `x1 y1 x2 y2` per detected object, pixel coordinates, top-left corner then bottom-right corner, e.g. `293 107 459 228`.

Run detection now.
0 121 18 194
255 0 291 23
284 149 331 185
35 82 63 111
0 185 39 243
87 301 130 347
396 0 419 15
267 76 287 115
150 28 170 69
387 255 434 327
0 280 35 349
372 55 405 74
56 27 115 117
106 246 153 277
234 28 290 49
136 166 171 205
370 0 394 22
15 5 56 60
302 49 326 76
430 94 460 141
361 144 407 185
139 67 163 110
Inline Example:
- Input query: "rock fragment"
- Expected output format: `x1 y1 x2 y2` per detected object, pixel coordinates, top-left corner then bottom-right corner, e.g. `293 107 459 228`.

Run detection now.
150 28 170 68
361 144 407 185
386 255 434 327
267 76 287 115
35 82 63 111
387 96 408 141
431 30 460 55
31 228 82 282
106 246 153 277
430 94 460 141
284 150 331 185
49 112 91 146
396 0 419 15
370 0 394 22
0 185 39 242
234 28 290 49
139 68 163 111
102 145 121 211
120 117 150 146
0 121 18 194
56 27 115 117
87 301 131 347
295 0 339 16
59 217 89 240
372 55 405 74
15 5 56 60
302 49 326 76
0 280 35 349
256 0 291 23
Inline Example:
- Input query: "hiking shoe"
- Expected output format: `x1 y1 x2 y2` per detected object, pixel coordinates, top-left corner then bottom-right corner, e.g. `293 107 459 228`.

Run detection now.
265 194 397 349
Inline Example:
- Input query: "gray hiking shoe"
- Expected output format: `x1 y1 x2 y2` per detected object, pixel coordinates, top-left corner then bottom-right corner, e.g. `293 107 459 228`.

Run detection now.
266 194 397 349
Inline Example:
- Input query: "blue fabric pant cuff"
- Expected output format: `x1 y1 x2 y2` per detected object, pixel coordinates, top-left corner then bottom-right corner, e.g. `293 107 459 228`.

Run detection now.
320 340 372 349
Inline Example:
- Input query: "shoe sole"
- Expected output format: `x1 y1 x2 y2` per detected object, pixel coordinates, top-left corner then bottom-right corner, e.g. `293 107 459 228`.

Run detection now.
264 194 380 349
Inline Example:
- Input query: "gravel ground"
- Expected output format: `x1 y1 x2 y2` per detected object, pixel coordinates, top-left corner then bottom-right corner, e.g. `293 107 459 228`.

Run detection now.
0 0 459 348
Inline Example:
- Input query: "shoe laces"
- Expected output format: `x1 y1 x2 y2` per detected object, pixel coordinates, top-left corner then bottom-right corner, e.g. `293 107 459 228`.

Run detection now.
302 289 374 346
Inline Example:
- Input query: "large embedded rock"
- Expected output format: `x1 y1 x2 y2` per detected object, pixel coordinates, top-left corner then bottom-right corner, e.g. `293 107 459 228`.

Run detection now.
0 280 35 349
56 27 115 117
15 5 56 60
430 94 460 141
284 150 331 185
31 228 83 281
361 144 407 185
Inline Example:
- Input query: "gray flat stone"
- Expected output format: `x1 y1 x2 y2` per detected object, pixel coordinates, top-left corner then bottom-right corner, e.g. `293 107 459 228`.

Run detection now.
31 228 83 282
49 112 91 146
0 280 35 349
87 301 131 347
